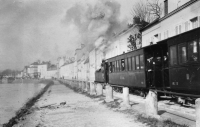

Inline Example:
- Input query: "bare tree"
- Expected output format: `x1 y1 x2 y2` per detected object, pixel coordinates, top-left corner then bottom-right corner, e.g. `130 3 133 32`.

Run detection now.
131 0 162 23
147 0 163 19
127 33 142 51
131 1 151 23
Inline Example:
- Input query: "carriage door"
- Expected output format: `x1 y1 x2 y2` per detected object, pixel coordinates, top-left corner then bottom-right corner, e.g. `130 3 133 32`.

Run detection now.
153 51 163 88
146 48 163 88
162 46 169 87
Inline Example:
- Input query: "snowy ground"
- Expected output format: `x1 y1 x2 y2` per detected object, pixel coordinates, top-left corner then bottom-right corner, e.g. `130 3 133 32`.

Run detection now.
14 81 146 127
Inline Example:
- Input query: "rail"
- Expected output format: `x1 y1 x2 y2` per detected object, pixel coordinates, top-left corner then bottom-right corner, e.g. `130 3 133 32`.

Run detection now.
155 89 200 98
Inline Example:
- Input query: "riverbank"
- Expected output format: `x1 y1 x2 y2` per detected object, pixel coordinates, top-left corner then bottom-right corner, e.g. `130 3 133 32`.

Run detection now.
2 80 54 127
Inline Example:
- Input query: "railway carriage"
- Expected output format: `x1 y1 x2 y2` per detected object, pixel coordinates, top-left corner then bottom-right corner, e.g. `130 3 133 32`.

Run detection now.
95 27 200 100
167 27 200 96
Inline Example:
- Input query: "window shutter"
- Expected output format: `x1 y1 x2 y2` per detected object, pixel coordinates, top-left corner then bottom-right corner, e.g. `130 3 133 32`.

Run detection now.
166 30 168 38
188 21 191 30
185 21 188 31
179 25 181 34
198 16 200 27
181 23 185 33
158 33 161 41
164 32 166 39
151 36 154 42
175 26 178 35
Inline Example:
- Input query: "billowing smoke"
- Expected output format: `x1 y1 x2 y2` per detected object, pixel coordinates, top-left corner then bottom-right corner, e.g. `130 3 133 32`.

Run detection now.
0 0 131 71
63 0 128 51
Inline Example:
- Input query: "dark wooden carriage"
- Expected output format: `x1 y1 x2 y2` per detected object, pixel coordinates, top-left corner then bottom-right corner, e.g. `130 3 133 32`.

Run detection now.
167 27 200 95
95 27 200 98
107 49 146 88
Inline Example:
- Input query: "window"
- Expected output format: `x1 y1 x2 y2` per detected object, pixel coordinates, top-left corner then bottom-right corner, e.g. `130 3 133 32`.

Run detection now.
112 62 115 72
179 25 181 34
109 62 112 73
125 58 128 71
170 46 177 65
119 60 121 71
178 43 187 64
188 40 198 62
140 55 144 69
116 61 119 71
128 57 132 71
191 17 198 29
136 56 140 69
121 59 125 71
132 57 135 70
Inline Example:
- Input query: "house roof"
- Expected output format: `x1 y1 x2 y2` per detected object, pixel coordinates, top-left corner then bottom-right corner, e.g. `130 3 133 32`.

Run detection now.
30 62 39 65
141 0 198 32
115 24 141 38
84 57 89 64
60 61 74 67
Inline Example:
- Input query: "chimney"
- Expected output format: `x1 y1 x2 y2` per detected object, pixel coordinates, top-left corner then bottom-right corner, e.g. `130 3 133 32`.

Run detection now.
164 0 168 16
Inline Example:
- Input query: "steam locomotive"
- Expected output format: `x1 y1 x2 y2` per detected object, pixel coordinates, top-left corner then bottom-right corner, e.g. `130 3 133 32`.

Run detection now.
95 26 200 102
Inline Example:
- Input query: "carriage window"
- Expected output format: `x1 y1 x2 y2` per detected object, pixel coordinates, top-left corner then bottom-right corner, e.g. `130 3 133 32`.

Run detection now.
170 45 178 65
132 57 135 70
118 60 121 71
109 62 112 73
136 56 140 69
116 61 119 71
112 62 115 72
178 43 187 64
128 57 132 71
188 40 198 62
115 61 118 71
121 59 125 71
140 55 144 69
125 58 128 71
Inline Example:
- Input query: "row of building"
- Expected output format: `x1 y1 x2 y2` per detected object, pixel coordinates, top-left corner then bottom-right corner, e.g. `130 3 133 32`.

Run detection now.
16 0 199 81
57 0 200 83
16 61 57 79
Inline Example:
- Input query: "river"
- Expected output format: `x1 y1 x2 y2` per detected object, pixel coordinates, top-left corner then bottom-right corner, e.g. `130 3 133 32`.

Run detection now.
0 82 46 124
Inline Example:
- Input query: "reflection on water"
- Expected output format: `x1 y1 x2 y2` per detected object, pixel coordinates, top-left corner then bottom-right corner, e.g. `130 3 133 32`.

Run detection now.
0 83 46 124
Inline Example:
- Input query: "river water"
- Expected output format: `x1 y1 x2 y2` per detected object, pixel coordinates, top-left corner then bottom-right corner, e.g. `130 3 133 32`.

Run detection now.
0 82 46 124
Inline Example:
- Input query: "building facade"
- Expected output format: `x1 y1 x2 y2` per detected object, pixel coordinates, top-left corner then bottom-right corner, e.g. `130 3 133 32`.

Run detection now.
142 0 200 47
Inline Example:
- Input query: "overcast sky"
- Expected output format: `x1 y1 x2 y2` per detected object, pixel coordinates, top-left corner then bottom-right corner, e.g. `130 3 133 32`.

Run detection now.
0 0 186 71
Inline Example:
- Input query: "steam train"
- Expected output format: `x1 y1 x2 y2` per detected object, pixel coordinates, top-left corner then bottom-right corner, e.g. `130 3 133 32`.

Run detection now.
95 26 200 102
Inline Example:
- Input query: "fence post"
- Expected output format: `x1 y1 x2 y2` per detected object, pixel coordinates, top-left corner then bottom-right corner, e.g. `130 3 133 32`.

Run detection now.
145 90 158 117
121 87 131 108
96 83 103 96
87 81 90 93
105 84 114 102
90 82 96 95
196 98 200 127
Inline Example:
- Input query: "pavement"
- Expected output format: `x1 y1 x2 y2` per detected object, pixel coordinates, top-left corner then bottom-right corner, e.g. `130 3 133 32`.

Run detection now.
14 81 146 127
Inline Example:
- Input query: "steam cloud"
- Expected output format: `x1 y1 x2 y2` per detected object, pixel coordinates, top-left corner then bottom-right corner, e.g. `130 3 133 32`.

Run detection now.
63 0 128 51
0 0 130 71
